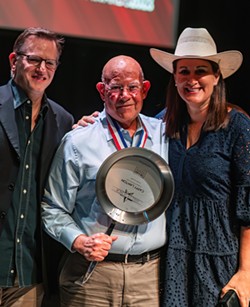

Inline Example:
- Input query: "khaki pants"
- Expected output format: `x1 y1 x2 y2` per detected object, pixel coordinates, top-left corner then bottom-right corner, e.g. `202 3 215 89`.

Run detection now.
0 283 44 307
60 251 161 307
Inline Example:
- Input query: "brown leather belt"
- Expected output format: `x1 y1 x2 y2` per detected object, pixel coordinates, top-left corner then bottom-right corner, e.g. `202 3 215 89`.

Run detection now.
104 247 162 264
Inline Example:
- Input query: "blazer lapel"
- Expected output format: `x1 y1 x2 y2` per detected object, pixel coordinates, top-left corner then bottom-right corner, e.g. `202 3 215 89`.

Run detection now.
38 105 60 197
0 88 20 157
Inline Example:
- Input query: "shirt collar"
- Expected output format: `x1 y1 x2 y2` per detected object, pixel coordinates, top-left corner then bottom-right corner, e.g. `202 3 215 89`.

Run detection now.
100 109 152 142
10 79 28 109
10 79 49 114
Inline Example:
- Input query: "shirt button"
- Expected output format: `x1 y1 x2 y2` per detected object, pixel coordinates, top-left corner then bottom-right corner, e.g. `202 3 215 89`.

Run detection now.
23 189 27 194
20 214 24 219
10 269 15 274
27 100 31 104
25 164 29 169
8 183 15 190
26 116 29 120
0 211 7 219
17 238 20 243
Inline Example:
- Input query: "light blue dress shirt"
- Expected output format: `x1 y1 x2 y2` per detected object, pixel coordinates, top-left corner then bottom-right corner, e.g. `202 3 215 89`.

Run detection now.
42 110 169 255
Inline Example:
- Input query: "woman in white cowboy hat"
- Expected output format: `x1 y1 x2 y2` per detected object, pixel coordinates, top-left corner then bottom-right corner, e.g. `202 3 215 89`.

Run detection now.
150 27 250 307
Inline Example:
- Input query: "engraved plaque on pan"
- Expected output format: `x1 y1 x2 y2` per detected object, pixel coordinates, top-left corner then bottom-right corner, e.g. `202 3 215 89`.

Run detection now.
96 147 174 225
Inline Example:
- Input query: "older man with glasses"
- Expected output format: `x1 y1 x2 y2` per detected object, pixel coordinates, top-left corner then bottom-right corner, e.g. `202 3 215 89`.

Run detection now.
41 55 169 307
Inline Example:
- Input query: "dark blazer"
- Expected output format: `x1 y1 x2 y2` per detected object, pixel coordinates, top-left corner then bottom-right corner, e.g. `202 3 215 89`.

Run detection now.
0 82 74 295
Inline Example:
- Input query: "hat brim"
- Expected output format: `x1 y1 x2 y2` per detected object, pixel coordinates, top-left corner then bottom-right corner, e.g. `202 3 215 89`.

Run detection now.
150 48 243 79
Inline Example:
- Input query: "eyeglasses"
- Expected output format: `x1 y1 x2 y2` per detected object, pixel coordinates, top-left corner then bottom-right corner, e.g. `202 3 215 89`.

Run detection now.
104 83 142 95
17 52 59 70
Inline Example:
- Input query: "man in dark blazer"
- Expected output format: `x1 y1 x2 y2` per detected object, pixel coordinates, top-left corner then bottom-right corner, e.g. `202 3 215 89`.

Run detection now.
0 27 74 306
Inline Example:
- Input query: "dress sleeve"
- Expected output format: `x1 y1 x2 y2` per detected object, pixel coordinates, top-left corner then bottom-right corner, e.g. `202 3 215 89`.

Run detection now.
232 113 250 226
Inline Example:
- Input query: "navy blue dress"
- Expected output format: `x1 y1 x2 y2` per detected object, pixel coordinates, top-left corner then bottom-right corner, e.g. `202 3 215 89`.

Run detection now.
163 109 250 306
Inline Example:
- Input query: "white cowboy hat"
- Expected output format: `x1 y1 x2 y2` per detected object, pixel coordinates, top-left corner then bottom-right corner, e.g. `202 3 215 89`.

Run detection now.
150 27 243 79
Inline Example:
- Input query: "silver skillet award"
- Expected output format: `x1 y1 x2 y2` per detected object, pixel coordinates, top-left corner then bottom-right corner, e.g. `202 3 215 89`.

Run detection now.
96 147 174 225
75 147 174 285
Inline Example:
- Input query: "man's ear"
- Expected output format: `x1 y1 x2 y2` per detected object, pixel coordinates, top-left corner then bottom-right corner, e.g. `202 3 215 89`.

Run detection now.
141 80 151 99
96 82 106 101
9 52 17 76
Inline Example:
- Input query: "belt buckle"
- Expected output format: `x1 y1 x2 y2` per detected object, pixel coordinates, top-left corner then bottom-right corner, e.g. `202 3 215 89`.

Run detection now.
141 252 150 264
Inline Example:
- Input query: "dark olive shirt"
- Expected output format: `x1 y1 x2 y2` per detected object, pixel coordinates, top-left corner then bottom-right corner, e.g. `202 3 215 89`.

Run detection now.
0 81 48 287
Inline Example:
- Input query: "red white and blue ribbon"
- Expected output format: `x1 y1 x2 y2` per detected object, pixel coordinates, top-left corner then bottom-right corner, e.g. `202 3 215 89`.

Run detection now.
106 115 148 150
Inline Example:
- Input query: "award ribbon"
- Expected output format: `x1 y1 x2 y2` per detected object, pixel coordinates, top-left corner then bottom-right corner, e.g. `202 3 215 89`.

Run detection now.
106 114 148 150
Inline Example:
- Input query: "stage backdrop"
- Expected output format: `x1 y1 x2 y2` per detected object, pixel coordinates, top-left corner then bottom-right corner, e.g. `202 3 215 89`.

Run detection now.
0 0 180 48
